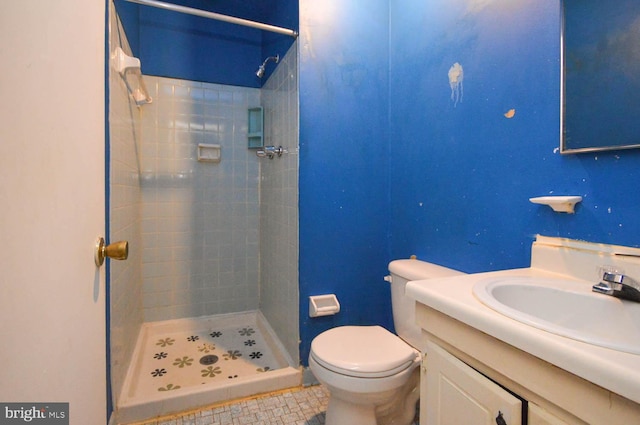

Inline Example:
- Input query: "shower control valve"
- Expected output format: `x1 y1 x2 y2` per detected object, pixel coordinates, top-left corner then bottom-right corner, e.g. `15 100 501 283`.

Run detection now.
256 146 285 159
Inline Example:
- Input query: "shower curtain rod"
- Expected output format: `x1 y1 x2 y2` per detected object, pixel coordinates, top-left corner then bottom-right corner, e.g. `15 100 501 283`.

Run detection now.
124 0 298 38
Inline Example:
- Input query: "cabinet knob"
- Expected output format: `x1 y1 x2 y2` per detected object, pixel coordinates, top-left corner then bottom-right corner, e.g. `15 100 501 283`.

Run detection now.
496 411 507 425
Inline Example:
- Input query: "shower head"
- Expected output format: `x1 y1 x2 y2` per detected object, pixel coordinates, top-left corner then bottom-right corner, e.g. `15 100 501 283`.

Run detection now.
256 54 280 78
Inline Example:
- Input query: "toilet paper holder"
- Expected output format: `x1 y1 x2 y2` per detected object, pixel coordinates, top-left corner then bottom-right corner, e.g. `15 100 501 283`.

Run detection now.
309 294 340 318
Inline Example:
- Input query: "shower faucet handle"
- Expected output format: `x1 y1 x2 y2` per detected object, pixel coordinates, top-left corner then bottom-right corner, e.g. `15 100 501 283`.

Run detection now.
255 146 285 159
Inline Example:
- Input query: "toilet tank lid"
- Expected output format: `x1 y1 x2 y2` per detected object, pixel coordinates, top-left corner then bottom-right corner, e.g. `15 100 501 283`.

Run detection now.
388 259 465 281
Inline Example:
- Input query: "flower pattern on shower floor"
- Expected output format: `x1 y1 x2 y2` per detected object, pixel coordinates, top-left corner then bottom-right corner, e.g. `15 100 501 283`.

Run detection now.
136 323 281 395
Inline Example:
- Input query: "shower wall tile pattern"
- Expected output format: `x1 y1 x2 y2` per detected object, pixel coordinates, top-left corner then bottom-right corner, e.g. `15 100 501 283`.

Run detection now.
109 1 145 405
139 77 261 322
259 42 300 365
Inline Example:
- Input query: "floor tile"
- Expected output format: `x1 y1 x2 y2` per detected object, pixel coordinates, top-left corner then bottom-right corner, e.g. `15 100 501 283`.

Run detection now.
128 383 421 425
131 385 329 425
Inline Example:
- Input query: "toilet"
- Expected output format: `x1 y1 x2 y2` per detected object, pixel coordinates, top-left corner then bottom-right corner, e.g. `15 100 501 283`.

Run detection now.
309 259 465 425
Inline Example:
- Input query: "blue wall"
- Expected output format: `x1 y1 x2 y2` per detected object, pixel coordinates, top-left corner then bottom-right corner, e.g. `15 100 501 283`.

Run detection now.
298 0 392 365
388 0 640 275
114 0 640 366
114 0 297 87
297 0 640 365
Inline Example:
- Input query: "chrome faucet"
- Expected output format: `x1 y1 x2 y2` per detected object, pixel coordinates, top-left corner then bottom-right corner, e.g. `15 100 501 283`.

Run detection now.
256 145 285 159
592 272 640 302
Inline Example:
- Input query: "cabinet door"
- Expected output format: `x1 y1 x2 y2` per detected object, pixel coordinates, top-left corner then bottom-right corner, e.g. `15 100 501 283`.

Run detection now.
424 341 522 425
529 403 570 425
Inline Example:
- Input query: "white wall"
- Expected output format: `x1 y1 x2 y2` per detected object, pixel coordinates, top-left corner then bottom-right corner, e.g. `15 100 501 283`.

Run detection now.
0 1 107 422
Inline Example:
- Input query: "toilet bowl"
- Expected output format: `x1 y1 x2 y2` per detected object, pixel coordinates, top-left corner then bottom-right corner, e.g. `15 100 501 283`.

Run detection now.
309 259 465 425
309 325 420 425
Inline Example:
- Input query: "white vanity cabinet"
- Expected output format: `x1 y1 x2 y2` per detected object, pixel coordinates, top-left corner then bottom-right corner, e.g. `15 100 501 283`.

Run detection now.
416 304 640 425
422 339 572 425
423 341 523 425
528 404 569 425
408 237 640 425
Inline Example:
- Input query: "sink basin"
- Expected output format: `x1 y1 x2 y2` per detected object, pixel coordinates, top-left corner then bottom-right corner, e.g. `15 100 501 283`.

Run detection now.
473 277 640 354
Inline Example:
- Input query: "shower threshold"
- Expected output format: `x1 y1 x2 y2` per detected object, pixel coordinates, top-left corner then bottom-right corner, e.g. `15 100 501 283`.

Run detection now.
115 310 301 424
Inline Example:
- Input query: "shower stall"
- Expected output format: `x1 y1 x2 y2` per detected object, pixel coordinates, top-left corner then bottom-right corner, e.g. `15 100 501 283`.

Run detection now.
107 1 300 422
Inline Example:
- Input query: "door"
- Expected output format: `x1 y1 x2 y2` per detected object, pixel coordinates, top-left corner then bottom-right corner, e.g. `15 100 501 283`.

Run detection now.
0 1 107 424
424 341 522 425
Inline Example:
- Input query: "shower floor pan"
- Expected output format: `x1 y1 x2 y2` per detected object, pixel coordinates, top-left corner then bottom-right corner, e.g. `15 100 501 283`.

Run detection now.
115 310 301 424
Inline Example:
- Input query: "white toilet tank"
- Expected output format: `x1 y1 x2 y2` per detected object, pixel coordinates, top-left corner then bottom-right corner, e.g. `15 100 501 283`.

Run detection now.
387 259 465 351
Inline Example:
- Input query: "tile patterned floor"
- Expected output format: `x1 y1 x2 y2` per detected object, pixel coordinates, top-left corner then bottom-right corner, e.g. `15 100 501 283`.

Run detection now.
128 384 420 425
131 385 330 425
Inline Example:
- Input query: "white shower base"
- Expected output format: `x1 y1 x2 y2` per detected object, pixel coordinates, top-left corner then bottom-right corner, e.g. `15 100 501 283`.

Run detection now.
115 311 301 424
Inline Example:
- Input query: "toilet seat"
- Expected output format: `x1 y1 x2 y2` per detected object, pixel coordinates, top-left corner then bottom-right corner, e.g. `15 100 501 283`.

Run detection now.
310 326 419 378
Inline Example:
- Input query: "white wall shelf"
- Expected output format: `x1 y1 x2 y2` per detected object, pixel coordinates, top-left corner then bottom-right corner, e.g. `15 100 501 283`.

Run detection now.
529 196 582 214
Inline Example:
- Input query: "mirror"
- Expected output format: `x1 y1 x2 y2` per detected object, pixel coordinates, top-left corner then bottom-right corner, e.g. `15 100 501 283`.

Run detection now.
561 0 640 153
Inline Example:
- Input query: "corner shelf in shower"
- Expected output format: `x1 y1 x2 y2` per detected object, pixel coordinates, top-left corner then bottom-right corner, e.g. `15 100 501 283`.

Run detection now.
113 46 152 106
248 107 264 148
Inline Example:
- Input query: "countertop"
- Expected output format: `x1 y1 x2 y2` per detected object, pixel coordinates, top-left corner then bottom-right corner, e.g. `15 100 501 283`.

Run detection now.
406 267 640 405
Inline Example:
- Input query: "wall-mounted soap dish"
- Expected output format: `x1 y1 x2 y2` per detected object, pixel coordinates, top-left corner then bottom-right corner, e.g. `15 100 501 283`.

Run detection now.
197 143 221 163
529 196 582 214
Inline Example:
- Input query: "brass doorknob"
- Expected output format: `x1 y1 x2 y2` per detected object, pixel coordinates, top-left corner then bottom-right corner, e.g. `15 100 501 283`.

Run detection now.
95 237 129 266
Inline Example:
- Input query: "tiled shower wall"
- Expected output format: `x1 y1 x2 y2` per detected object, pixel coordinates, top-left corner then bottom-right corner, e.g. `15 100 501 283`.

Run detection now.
139 77 262 322
110 1 300 393
109 2 144 406
259 42 300 365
